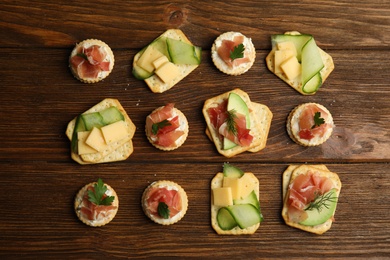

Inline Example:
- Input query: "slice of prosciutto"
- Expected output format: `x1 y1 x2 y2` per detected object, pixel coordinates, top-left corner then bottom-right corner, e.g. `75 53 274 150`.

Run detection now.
145 103 184 148
70 45 110 79
298 104 331 140
145 187 182 218
207 100 253 147
80 185 117 221
287 171 334 222
217 35 251 68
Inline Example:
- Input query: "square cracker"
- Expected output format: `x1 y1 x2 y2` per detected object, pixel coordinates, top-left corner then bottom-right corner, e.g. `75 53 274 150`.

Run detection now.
281 165 341 235
133 29 200 93
211 172 260 235
203 88 272 157
66 98 136 164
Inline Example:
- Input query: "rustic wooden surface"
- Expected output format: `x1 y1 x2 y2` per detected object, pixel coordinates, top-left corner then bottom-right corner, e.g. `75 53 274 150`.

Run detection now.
1 0 389 258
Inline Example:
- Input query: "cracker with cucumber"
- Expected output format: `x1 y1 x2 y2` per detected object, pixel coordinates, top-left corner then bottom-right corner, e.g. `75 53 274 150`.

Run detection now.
66 98 136 165
132 29 201 93
211 163 263 235
282 164 341 235
203 88 273 158
266 31 334 95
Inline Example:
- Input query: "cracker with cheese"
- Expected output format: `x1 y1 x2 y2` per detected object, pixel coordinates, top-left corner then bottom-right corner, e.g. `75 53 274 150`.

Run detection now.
211 163 263 235
282 164 342 235
203 88 272 158
266 31 334 95
66 98 136 164
132 29 201 93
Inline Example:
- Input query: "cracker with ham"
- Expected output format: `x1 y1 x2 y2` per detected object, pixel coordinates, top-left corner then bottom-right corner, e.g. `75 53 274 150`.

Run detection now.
203 88 272 158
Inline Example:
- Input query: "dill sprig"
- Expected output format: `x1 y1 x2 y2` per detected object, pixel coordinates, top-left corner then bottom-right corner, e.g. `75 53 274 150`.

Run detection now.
305 189 338 213
226 109 238 136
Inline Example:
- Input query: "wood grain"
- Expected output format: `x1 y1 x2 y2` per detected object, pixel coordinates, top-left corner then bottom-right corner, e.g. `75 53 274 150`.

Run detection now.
0 0 389 258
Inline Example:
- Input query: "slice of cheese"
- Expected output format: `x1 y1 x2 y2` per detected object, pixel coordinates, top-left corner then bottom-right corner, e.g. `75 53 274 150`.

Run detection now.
101 120 128 145
85 127 107 152
276 41 297 57
238 173 257 199
137 45 164 73
280 56 301 80
153 55 169 69
77 131 97 155
154 61 180 83
223 177 242 200
274 50 295 74
212 187 233 207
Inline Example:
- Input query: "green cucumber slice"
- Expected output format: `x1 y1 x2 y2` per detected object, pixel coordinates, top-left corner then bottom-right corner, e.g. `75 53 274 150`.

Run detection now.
302 72 322 94
71 115 86 153
225 204 262 229
216 207 237 230
81 112 104 131
271 34 312 62
301 37 324 90
167 38 201 65
132 64 154 80
99 106 124 125
233 190 260 209
223 163 244 178
151 36 170 61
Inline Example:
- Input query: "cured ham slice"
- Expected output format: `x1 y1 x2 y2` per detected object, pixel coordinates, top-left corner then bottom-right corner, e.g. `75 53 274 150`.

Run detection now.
80 185 117 221
298 104 330 140
217 36 251 68
145 187 182 218
70 45 110 79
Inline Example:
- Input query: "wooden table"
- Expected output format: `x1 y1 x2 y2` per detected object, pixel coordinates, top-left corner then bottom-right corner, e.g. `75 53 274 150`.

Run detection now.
1 0 389 258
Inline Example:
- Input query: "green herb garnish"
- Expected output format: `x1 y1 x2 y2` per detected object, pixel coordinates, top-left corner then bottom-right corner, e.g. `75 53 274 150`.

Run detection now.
305 190 337 213
76 52 88 60
87 178 115 206
157 202 170 219
312 112 325 129
226 109 238 136
230 43 245 60
152 119 171 135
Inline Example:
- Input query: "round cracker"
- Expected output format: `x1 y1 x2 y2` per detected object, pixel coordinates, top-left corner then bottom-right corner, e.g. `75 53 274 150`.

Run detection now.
142 180 188 225
287 103 334 146
74 181 119 227
69 39 115 83
211 32 256 76
145 106 189 151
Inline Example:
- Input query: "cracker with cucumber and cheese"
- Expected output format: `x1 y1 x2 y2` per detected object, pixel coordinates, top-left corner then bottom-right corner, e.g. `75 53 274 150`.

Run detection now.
282 164 341 235
266 31 334 95
132 29 202 93
203 88 273 158
211 163 263 235
65 98 136 165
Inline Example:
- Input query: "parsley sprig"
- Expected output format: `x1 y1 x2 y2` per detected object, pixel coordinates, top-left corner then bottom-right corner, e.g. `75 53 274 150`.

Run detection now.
311 112 325 129
152 119 171 135
87 178 115 206
157 202 170 219
230 43 245 60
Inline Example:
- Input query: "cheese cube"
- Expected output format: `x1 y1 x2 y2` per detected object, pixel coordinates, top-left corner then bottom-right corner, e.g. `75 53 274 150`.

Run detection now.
101 120 128 145
77 131 97 155
212 187 233 207
153 55 169 69
223 177 242 200
154 61 180 83
85 127 107 152
274 50 295 74
280 56 301 80
238 173 258 199
276 41 297 57
137 45 164 73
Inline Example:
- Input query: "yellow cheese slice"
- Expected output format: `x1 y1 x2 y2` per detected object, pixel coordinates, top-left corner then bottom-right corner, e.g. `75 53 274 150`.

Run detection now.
212 187 233 207
276 41 297 56
280 56 301 80
154 62 180 83
153 55 169 69
238 173 257 199
85 127 107 152
101 120 128 145
137 45 164 73
223 177 242 200
77 131 97 155
274 50 295 74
